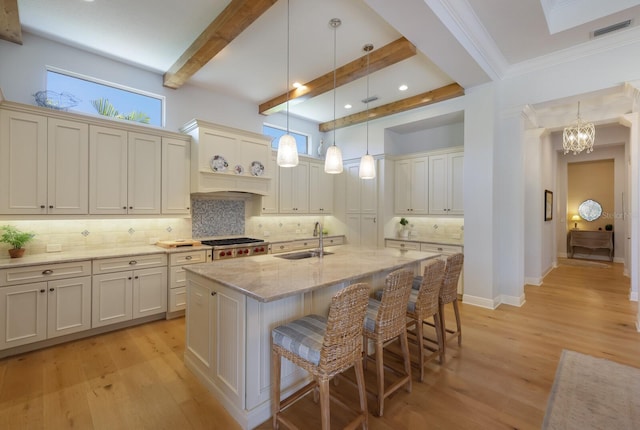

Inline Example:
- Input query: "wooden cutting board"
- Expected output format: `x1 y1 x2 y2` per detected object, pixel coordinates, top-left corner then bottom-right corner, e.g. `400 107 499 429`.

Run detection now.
156 239 202 248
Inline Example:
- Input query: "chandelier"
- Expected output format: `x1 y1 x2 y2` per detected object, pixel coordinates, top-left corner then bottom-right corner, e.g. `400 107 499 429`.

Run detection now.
563 102 595 155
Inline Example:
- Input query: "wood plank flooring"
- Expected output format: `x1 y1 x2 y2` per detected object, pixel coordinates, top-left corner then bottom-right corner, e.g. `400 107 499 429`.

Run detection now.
1 259 638 429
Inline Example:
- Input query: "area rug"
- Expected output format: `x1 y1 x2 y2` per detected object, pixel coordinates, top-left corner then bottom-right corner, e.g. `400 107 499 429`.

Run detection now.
542 350 640 429
558 259 611 268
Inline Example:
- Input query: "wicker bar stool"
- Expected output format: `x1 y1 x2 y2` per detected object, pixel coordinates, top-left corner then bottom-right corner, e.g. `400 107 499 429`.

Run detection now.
438 253 464 357
406 258 446 381
363 269 414 417
271 282 370 430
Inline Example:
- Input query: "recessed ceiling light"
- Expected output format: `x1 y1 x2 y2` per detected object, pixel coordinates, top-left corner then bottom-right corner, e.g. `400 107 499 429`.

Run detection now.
399 84 408 91
344 104 352 109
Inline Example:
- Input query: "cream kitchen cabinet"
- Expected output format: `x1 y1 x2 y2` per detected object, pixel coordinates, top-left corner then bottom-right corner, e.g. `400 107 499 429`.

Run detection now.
346 213 378 247
89 126 161 215
395 156 428 214
162 137 191 215
279 161 309 213
92 254 167 328
167 249 208 317
345 163 377 214
429 152 464 215
309 160 334 214
0 260 92 350
261 154 279 214
186 274 246 408
0 110 89 215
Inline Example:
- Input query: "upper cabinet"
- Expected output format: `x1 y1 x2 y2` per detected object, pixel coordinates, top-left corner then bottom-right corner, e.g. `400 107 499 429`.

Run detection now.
162 137 191 215
261 153 278 214
429 151 464 215
346 163 377 214
279 161 309 213
0 109 88 215
308 160 334 214
89 126 161 215
394 156 428 214
181 119 271 196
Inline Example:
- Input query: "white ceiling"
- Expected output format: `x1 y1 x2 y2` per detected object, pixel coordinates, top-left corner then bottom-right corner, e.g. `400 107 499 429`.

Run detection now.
14 0 640 126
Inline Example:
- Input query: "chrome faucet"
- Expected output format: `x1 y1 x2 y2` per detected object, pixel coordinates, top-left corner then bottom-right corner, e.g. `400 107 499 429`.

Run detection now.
314 222 324 257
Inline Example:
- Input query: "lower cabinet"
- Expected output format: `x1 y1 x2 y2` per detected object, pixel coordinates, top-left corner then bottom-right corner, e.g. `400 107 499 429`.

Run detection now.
92 266 167 328
168 250 208 316
0 276 91 350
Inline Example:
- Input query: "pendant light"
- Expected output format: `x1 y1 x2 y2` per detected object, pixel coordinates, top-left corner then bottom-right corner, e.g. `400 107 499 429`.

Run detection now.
324 18 343 174
359 43 376 179
276 0 299 167
562 101 595 155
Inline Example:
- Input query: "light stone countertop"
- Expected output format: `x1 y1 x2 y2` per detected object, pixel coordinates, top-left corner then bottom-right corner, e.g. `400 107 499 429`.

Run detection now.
385 237 464 246
184 245 440 303
0 245 211 270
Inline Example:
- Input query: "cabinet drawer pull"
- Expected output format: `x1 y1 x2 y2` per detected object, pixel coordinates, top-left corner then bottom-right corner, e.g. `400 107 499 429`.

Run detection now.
129 260 137 265
40 289 46 293
211 291 217 297
400 244 405 247
437 247 443 251
185 255 193 260
42 269 53 275
49 287 55 292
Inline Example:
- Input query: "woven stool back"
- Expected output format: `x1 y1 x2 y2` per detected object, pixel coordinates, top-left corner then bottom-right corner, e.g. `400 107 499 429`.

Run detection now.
374 269 414 340
440 253 464 305
318 282 370 375
415 258 446 318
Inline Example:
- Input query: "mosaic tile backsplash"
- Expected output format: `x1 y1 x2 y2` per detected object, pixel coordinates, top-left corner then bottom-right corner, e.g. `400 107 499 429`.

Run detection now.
191 198 245 237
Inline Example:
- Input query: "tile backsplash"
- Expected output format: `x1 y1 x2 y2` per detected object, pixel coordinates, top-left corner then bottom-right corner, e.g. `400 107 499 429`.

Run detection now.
191 198 245 237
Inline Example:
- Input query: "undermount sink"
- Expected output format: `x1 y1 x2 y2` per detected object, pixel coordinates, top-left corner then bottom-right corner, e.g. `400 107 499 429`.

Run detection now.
274 250 334 260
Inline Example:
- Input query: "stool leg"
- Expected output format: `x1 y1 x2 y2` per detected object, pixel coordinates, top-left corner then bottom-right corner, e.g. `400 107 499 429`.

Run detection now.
439 302 446 358
318 377 331 430
400 330 412 393
433 312 444 364
375 339 385 416
453 299 462 346
271 348 281 429
353 359 369 430
416 318 425 382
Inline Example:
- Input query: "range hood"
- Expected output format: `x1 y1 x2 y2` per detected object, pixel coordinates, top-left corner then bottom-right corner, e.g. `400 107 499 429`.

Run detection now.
181 119 272 196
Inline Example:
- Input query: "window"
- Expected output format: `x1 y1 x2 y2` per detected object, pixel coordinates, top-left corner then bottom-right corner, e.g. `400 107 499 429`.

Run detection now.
44 68 165 127
263 124 310 155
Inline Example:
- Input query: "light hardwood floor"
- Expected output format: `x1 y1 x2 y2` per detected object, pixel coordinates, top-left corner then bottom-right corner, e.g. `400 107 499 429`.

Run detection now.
1 259 638 429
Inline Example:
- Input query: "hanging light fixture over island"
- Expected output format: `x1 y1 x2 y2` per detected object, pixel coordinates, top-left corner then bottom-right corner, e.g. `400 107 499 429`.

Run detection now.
324 18 343 174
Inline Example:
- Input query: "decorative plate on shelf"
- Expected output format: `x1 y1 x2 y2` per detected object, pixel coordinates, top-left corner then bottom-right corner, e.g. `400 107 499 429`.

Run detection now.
250 161 265 176
210 155 228 172
234 164 244 175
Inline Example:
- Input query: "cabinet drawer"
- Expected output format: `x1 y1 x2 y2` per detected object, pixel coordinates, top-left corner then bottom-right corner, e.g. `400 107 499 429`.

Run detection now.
385 240 420 251
325 236 344 246
0 260 92 287
169 266 187 289
169 250 207 266
290 239 319 250
169 286 186 312
93 253 167 275
419 243 463 255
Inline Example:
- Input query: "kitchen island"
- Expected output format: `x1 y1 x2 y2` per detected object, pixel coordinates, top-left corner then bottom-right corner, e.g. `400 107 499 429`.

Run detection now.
183 245 440 429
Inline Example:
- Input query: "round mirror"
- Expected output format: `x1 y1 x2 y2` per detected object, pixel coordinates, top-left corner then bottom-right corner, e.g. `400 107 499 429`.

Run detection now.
578 199 602 221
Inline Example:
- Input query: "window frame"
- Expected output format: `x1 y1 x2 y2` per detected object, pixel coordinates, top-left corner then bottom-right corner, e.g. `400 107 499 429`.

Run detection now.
263 123 311 156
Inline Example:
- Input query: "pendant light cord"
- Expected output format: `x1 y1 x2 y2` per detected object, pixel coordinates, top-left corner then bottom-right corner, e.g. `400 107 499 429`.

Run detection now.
332 20 337 148
365 46 370 155
285 0 290 133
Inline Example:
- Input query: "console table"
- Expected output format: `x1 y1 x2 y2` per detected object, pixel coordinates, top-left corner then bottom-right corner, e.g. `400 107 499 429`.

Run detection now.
569 230 613 261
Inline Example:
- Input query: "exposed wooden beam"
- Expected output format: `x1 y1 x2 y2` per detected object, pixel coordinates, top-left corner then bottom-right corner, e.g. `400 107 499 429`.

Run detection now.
319 83 464 132
259 37 416 115
163 0 277 89
0 0 22 45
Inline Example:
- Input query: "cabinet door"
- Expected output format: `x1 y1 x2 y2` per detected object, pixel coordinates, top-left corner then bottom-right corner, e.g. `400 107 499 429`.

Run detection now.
448 152 464 214
186 276 214 369
345 164 361 213
279 162 308 213
48 118 89 214
133 266 167 318
261 154 278 214
0 109 47 214
410 157 429 214
360 214 378 247
92 271 133 327
309 162 333 214
128 132 161 215
429 154 448 215
360 171 377 214
47 276 91 338
89 125 128 214
0 282 47 350
394 159 412 214
162 137 191 215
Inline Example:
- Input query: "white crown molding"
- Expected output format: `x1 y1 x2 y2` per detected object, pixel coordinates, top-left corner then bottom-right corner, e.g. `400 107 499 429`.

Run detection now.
507 25 640 78
426 0 509 81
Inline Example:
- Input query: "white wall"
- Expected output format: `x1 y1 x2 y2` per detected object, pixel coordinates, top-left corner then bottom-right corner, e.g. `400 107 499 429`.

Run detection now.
384 122 464 156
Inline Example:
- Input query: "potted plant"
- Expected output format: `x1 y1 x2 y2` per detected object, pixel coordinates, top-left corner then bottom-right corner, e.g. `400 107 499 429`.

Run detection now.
0 225 35 258
399 217 409 238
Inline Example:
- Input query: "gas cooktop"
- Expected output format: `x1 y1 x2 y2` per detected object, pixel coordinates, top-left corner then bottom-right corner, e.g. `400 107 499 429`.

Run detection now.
200 237 264 247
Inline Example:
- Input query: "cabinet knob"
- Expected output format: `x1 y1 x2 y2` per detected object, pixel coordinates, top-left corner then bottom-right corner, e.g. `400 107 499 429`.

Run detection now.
134 276 139 279
49 287 55 292
40 205 45 209
211 291 217 296
186 207 190 210
128 277 132 280
40 289 46 293
129 206 133 210
129 260 137 265
49 205 53 209
42 269 53 275
185 255 193 260
123 206 127 210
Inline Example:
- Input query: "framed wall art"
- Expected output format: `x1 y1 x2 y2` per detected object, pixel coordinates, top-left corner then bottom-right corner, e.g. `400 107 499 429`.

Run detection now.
545 190 553 221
